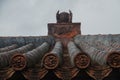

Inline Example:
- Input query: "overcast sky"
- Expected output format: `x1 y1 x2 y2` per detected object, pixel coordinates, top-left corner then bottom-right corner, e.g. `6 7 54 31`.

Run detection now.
0 0 120 36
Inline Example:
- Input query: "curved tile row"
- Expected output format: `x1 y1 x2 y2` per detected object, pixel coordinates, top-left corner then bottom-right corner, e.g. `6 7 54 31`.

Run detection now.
0 43 33 68
74 35 120 68
0 44 18 53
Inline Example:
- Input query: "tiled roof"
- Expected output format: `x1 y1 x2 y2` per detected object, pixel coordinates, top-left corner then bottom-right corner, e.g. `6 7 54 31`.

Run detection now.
0 34 119 80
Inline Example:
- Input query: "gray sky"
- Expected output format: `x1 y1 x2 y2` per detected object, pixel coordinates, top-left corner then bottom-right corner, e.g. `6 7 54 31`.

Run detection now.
0 0 120 36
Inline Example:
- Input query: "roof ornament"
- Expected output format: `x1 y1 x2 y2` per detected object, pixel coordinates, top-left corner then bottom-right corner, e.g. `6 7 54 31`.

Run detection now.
56 10 72 23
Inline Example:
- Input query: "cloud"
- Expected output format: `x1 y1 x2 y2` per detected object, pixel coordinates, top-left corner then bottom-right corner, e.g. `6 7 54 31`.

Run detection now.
0 0 120 36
